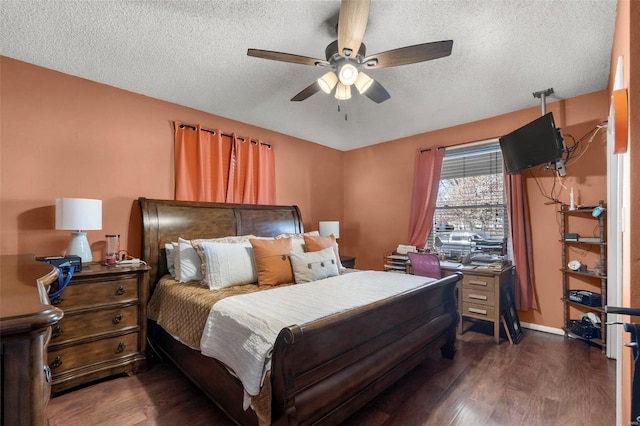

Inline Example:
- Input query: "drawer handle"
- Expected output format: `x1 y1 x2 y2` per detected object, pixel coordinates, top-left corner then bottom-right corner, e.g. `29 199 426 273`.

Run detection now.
52 325 63 338
112 313 123 324
469 294 488 301
468 280 488 286
51 356 63 369
44 365 51 383
116 342 126 353
51 296 64 305
468 307 488 315
115 286 125 296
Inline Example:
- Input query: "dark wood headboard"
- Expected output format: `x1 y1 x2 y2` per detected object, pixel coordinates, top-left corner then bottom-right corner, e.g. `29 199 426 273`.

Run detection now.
138 198 303 288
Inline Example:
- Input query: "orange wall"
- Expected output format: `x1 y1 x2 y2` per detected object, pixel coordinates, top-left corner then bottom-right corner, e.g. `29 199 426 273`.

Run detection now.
343 90 610 331
0 57 611 334
609 1 638 423
0 57 344 259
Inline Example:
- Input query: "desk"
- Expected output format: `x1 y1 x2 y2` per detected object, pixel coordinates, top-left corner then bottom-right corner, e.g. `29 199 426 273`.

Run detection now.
441 263 514 344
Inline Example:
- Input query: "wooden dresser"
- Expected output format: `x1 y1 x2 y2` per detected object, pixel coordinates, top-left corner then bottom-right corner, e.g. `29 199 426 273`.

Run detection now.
0 254 63 425
442 264 514 344
47 263 150 393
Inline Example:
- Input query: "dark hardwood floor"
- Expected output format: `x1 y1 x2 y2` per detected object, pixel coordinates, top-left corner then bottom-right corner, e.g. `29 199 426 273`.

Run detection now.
47 325 616 426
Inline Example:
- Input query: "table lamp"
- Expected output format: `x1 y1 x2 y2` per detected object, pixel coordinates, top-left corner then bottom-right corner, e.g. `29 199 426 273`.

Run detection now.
55 198 102 263
319 221 340 239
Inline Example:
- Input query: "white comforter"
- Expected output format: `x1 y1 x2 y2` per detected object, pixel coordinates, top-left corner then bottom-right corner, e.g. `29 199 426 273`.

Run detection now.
199 270 435 399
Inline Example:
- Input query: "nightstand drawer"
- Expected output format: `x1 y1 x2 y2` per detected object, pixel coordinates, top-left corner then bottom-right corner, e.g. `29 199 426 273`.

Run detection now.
462 274 496 292
461 301 496 321
51 277 139 309
48 332 139 375
50 304 139 345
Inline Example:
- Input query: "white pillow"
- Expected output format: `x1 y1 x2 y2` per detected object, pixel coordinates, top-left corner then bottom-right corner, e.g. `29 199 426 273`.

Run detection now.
289 247 339 284
175 237 203 283
275 231 319 255
200 241 258 290
165 242 177 278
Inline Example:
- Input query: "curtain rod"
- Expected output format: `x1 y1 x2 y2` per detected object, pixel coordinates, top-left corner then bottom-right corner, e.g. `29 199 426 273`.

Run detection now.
178 123 271 148
419 146 445 153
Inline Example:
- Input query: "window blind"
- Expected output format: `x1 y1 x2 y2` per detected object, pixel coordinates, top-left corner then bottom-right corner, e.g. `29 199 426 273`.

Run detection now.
440 141 503 179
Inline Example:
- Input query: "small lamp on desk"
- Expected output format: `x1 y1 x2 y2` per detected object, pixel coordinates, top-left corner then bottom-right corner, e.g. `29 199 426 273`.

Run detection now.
55 198 102 263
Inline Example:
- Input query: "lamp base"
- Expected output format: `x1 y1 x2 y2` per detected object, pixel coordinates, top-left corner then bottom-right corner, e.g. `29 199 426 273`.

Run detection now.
66 232 93 263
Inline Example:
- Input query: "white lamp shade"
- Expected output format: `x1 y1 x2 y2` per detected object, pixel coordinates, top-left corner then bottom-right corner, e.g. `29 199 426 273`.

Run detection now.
56 198 102 230
354 72 374 94
334 83 351 100
318 72 338 94
319 221 340 239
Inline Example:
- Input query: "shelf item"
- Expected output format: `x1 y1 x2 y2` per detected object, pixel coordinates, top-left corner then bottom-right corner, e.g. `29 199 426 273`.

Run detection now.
47 263 150 393
560 200 607 353
384 252 409 273
567 290 602 307
567 319 602 340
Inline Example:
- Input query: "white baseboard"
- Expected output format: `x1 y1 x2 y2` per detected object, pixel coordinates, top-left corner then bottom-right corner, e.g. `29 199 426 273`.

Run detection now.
520 321 564 336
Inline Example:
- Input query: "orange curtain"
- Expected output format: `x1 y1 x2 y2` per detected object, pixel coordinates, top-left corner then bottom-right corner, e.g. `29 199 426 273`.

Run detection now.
255 138 275 205
505 172 538 311
407 146 445 248
174 123 275 204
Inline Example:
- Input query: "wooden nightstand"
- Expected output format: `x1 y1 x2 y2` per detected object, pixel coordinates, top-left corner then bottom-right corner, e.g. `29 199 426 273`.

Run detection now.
47 262 150 393
340 256 356 269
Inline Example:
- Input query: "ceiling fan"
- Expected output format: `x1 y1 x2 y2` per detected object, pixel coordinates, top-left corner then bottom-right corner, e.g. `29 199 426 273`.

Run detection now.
247 0 453 103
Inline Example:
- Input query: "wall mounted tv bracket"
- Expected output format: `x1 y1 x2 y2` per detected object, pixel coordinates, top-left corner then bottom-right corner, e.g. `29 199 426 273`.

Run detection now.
533 88 566 177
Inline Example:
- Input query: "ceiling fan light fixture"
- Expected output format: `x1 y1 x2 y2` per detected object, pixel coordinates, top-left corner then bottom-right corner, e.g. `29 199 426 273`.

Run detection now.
335 82 351 100
337 62 358 86
354 72 373 94
318 72 338 94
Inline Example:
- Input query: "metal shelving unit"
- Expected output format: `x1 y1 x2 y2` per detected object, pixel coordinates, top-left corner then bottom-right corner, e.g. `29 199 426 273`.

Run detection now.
560 200 607 352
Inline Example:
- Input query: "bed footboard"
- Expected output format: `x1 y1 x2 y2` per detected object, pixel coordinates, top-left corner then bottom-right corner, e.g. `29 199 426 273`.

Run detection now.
270 272 462 425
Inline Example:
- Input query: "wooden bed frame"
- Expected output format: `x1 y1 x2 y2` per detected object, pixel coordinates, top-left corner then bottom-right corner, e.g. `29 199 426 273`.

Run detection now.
139 197 462 425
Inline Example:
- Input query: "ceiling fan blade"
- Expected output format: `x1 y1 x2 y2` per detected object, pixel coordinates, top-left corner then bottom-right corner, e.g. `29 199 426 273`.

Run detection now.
364 79 390 103
337 0 370 58
247 49 329 67
363 40 453 69
291 82 321 101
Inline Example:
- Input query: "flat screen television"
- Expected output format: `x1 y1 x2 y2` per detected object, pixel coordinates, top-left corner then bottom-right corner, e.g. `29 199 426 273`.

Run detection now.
499 112 565 174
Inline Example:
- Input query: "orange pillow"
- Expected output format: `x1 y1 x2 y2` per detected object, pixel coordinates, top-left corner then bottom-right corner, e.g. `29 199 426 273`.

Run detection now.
303 235 341 268
249 238 294 286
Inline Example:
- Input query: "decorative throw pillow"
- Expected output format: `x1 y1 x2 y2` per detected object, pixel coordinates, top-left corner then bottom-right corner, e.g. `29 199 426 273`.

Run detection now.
192 235 257 277
290 247 339 284
249 237 294 286
199 241 257 290
175 237 204 282
303 235 344 269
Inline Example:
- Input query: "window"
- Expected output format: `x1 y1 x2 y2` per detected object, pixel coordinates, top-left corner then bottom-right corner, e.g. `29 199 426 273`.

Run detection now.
427 141 508 259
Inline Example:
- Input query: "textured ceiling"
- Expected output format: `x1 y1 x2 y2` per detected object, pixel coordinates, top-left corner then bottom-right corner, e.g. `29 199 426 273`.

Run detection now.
0 0 617 151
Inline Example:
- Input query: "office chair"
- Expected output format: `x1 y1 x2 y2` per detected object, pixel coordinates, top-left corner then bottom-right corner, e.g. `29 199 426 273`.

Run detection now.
407 252 442 279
